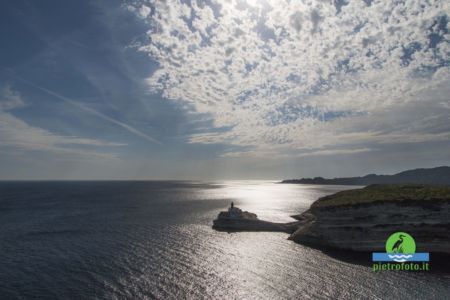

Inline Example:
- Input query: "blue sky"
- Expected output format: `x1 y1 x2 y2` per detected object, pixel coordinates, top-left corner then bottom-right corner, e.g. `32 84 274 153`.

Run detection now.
0 0 449 180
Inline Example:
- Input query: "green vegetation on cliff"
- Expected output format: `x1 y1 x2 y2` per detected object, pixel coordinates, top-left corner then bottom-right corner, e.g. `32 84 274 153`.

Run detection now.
312 184 450 208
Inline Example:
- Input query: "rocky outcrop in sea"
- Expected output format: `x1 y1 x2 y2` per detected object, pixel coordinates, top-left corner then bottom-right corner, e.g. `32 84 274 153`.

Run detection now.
213 206 298 233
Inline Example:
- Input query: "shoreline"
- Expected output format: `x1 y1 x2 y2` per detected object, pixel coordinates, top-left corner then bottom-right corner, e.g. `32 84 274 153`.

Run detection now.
213 184 450 263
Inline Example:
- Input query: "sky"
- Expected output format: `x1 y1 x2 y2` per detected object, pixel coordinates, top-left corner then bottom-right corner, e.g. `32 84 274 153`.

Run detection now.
0 0 449 180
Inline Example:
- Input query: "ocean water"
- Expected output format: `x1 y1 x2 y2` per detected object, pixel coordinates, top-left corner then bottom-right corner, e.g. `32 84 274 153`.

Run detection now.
0 181 449 299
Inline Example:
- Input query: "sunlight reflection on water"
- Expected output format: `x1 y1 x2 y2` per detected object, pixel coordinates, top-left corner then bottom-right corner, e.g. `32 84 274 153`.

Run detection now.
200 180 356 222
1 181 449 299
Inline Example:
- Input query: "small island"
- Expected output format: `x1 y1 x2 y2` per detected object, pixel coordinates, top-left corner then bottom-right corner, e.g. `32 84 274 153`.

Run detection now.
213 202 299 233
213 185 450 254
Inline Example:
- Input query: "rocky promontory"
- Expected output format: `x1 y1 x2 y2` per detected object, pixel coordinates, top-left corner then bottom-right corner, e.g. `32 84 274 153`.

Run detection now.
289 184 450 253
213 205 299 233
213 184 450 254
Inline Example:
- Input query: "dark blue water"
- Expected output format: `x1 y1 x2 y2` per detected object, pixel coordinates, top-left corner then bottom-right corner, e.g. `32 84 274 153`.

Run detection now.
1 181 449 299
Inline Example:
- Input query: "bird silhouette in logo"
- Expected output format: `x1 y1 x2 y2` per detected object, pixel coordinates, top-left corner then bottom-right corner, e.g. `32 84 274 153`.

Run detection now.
391 234 405 253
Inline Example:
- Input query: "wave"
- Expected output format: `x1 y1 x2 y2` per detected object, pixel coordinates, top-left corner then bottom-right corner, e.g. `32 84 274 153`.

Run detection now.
26 229 90 237
388 254 413 262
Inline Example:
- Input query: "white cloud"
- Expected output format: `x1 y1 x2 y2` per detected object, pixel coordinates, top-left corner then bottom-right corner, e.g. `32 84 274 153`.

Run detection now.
14 75 162 145
220 147 373 158
0 85 124 160
0 84 25 110
138 5 152 18
130 0 450 157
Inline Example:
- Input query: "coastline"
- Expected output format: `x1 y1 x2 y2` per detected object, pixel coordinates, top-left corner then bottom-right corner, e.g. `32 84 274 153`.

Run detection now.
213 184 450 258
281 166 450 186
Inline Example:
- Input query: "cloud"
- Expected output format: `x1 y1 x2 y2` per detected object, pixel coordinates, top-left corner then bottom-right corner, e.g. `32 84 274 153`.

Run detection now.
294 148 373 158
0 84 124 160
130 0 450 157
138 5 152 18
9 72 162 145
0 84 26 110
220 147 373 158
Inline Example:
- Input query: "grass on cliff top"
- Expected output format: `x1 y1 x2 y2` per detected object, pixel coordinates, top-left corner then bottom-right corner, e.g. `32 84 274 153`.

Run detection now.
312 184 450 208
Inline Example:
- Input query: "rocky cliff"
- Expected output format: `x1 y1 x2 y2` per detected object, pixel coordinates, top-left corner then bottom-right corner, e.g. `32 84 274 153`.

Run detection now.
289 185 450 254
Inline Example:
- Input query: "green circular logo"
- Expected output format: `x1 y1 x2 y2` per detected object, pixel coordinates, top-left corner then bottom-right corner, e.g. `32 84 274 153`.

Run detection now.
386 232 416 254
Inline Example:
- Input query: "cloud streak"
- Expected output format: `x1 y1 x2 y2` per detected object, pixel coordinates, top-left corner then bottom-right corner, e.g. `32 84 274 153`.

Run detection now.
5 69 162 145
0 84 124 160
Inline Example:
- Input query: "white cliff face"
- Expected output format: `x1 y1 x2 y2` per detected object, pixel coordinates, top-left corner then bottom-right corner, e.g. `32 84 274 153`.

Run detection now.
290 201 450 254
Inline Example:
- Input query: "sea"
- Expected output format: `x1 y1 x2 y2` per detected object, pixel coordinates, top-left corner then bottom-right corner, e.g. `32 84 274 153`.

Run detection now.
0 181 449 299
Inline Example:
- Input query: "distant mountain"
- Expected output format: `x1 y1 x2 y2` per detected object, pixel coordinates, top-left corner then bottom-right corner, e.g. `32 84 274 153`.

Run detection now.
281 166 450 185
